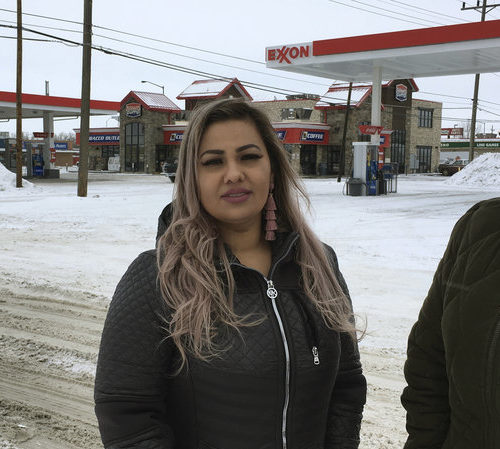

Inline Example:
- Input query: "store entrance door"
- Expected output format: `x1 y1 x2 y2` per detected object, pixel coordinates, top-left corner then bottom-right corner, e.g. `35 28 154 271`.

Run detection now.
300 145 317 175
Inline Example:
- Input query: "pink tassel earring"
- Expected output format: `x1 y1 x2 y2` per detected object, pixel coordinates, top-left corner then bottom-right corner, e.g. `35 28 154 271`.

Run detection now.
265 183 277 241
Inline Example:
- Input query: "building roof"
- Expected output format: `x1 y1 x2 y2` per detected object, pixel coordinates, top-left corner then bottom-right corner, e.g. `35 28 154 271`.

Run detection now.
120 91 181 112
0 91 120 119
266 20 500 81
177 78 253 100
315 80 418 109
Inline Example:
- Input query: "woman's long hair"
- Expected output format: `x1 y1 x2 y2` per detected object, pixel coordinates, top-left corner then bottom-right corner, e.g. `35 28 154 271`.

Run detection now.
157 98 355 366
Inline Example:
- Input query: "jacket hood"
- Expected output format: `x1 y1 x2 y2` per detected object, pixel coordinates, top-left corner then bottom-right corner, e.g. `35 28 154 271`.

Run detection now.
156 202 174 245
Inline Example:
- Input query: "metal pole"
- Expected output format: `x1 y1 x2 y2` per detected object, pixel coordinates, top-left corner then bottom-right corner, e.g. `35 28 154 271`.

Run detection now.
463 0 498 161
15 0 22 188
337 82 352 182
78 0 92 197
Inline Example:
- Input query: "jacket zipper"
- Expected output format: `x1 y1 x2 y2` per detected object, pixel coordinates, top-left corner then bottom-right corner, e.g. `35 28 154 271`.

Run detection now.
265 278 290 449
295 298 321 365
231 234 298 449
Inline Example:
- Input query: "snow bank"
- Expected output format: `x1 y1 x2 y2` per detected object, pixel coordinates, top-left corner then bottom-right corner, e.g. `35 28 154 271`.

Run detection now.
0 163 34 192
445 152 500 187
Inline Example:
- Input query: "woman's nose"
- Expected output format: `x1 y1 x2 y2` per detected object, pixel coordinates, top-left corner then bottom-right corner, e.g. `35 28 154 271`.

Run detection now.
224 161 244 183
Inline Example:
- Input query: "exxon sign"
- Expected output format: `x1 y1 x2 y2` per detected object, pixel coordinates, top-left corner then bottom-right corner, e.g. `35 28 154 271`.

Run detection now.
267 43 312 65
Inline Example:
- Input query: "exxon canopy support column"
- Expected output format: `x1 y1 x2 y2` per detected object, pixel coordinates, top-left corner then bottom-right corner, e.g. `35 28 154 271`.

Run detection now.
371 66 382 146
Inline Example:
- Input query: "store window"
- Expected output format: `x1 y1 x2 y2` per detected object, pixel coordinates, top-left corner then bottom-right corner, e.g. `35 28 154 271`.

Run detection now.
125 122 145 172
418 108 433 128
300 145 317 175
417 145 432 173
326 145 341 174
358 121 371 142
391 130 406 173
283 144 294 162
102 146 120 158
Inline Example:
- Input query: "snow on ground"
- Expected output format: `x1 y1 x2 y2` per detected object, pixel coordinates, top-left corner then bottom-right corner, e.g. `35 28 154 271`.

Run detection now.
445 152 500 187
1 169 500 448
0 164 34 192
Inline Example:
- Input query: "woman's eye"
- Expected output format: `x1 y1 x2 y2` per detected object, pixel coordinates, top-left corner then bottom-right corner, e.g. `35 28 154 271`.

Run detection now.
201 158 223 166
241 154 262 161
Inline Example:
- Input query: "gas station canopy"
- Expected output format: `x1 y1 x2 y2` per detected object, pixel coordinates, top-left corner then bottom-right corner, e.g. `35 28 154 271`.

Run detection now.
0 91 120 120
266 20 500 81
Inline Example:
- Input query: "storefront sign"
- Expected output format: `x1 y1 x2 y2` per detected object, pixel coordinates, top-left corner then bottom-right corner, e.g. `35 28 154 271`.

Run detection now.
169 132 184 143
300 131 325 142
33 132 54 138
440 140 500 149
126 102 142 118
88 134 120 144
395 84 408 102
54 142 68 150
273 127 329 145
267 43 312 64
275 130 287 141
358 125 384 135
441 127 464 137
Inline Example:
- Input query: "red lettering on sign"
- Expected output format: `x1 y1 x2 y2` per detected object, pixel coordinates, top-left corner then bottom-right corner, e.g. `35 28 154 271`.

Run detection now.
273 45 311 64
276 46 291 64
358 125 384 135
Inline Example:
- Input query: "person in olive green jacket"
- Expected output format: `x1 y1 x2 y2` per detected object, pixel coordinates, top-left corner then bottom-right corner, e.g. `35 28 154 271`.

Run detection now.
401 197 500 449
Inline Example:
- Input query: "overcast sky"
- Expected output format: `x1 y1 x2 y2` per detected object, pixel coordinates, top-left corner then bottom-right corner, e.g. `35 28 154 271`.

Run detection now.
1 0 500 136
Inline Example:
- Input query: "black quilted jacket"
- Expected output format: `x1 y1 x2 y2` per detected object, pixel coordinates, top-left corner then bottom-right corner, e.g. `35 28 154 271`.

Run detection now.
401 198 500 448
94 205 366 449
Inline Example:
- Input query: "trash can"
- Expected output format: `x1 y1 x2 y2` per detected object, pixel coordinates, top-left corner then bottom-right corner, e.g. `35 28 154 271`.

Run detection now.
318 163 328 176
346 178 364 196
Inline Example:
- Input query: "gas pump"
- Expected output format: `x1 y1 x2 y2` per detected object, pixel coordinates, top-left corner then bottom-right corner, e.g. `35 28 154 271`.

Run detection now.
32 144 44 176
347 142 378 196
366 146 378 195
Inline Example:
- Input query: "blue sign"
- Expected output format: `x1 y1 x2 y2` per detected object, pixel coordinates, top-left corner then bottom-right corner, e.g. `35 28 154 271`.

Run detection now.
89 134 120 143
169 133 184 142
55 142 68 150
275 130 287 141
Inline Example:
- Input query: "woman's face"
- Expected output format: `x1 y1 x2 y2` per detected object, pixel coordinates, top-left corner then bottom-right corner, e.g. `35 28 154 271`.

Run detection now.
197 119 272 232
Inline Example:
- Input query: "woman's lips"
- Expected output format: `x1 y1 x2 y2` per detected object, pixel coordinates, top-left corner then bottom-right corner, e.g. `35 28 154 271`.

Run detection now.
221 189 252 203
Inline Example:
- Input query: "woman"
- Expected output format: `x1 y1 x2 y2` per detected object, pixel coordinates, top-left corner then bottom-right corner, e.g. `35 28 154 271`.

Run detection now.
401 197 500 449
94 99 366 449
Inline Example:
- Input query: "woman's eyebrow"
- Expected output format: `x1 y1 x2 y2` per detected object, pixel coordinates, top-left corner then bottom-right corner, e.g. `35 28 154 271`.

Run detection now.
199 144 261 158
236 144 262 153
199 149 224 158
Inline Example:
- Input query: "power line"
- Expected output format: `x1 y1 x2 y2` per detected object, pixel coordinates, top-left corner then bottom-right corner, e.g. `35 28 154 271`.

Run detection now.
0 7 265 66
4 22 500 117
327 0 443 27
0 17 334 88
382 0 470 23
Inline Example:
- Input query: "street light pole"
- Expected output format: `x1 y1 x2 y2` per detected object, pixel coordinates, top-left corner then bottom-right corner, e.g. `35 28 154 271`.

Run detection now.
141 80 164 95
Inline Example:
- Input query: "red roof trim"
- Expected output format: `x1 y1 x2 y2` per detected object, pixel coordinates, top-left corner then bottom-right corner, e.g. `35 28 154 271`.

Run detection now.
218 78 253 101
313 20 500 56
0 91 119 110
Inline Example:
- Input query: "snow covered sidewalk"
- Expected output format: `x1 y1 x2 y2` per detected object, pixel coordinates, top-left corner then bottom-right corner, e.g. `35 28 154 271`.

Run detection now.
1 171 499 448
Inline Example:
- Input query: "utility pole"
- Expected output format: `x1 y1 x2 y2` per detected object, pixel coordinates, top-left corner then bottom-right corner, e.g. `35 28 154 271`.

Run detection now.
461 0 500 161
15 0 22 188
78 0 92 197
337 82 353 182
